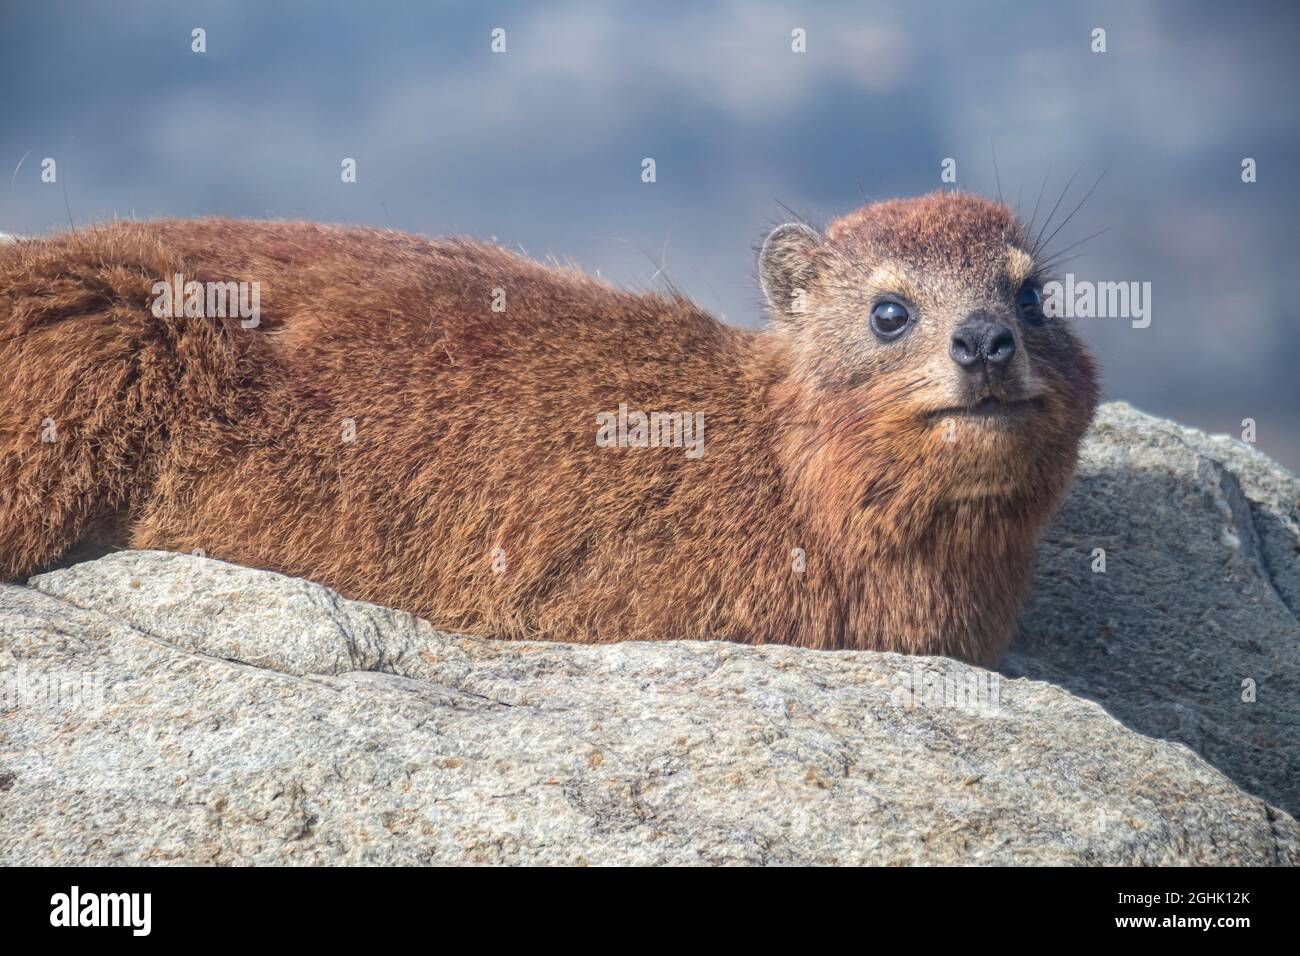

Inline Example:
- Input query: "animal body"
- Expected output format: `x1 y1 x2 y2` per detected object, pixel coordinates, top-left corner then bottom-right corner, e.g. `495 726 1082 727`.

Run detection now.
0 192 1098 664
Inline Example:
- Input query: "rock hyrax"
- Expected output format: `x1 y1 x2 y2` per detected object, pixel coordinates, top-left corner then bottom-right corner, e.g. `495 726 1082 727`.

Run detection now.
0 192 1099 664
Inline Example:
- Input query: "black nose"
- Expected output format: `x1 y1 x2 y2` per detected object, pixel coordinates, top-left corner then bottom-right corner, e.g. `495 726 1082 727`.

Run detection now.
950 314 1016 369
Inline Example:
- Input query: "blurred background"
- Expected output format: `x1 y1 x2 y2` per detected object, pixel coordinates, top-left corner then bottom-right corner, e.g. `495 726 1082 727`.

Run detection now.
2 0 1297 468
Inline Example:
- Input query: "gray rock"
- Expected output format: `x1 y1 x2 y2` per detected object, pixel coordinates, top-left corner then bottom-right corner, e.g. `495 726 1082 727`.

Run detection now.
0 402 1296 864
1006 402 1300 819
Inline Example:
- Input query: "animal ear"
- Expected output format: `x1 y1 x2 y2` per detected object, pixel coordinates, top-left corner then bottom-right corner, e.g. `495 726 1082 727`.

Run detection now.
759 223 822 321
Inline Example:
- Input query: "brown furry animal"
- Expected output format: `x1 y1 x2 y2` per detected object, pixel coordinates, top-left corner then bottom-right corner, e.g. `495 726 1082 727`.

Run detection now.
0 192 1098 665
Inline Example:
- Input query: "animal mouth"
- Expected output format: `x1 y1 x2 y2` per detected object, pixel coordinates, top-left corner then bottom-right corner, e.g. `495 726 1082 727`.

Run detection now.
926 396 1043 421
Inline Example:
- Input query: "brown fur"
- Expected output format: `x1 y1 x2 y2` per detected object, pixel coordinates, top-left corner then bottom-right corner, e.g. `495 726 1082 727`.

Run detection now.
0 192 1098 665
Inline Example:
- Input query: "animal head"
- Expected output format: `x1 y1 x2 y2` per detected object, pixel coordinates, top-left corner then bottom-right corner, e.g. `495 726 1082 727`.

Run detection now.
759 191 1099 537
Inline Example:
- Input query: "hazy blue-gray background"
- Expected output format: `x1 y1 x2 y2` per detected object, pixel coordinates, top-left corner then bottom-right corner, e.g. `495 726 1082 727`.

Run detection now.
3 0 1297 468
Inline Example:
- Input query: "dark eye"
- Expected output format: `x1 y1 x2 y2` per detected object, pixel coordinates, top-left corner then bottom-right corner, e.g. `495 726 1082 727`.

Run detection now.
869 300 911 340
1016 282 1044 325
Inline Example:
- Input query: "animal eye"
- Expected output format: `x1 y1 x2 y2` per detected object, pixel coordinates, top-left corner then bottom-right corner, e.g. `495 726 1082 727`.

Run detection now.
869 300 911 340
1016 282 1044 325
